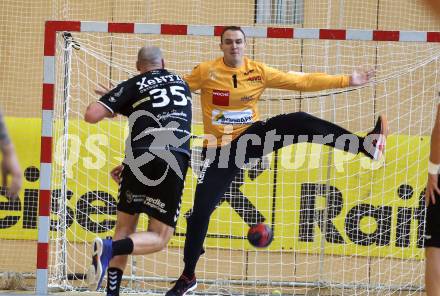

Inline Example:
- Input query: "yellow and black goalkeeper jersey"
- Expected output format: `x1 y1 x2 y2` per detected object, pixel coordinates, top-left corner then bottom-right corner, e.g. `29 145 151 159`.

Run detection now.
184 57 350 147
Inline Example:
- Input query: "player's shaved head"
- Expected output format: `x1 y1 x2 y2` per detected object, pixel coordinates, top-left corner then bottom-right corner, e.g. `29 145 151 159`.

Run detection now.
137 46 163 69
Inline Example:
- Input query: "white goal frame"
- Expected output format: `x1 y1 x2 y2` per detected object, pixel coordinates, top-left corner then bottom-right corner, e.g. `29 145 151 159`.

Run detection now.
38 20 440 295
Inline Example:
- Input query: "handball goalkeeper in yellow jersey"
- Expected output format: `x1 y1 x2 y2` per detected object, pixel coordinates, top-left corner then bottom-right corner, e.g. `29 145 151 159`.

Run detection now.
162 25 388 295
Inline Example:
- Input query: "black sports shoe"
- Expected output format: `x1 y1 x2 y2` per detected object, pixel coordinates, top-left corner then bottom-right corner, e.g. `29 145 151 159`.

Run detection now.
366 115 388 160
165 274 197 296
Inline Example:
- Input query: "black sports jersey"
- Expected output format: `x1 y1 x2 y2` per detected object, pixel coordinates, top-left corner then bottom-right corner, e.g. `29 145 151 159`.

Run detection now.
99 69 192 156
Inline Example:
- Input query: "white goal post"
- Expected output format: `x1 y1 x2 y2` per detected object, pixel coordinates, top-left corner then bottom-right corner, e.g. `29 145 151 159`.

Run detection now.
38 20 440 295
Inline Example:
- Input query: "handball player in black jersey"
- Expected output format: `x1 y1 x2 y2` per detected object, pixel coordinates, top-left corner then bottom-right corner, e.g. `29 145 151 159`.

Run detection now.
84 46 192 296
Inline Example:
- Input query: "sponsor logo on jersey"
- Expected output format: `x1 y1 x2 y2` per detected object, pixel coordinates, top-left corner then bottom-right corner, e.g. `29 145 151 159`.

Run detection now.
125 190 133 203
132 96 151 108
174 201 181 222
213 112 225 122
136 77 149 92
109 96 116 103
157 109 189 121
197 158 211 184
208 70 217 81
136 75 184 93
243 69 255 75
126 191 149 204
212 109 253 125
212 89 230 106
240 96 254 102
247 75 263 84
144 196 167 213
114 86 124 97
126 189 167 213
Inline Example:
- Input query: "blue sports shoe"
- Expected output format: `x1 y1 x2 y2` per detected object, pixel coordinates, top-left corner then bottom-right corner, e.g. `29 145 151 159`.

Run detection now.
91 237 112 290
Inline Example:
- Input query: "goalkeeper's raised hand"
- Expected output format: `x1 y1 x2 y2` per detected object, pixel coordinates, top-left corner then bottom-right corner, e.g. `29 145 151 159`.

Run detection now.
349 69 375 86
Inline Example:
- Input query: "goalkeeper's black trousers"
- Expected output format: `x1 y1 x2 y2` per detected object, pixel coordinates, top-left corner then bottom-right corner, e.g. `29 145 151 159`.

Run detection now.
183 111 373 276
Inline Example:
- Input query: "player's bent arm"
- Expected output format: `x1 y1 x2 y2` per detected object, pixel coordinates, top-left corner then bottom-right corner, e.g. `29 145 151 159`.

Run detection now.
183 64 203 92
84 102 113 124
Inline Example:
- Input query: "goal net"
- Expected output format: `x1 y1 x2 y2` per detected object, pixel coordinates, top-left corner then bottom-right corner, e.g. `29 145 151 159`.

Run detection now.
42 21 439 295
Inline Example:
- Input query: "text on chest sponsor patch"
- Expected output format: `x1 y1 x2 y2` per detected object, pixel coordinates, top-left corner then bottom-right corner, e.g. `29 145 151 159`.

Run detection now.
212 109 254 125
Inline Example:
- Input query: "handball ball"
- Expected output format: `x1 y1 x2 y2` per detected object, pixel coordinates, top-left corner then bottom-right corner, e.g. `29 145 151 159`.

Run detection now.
247 223 274 248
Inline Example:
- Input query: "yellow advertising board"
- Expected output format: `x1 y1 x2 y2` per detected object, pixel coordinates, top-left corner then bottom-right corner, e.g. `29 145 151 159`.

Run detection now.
0 117 429 259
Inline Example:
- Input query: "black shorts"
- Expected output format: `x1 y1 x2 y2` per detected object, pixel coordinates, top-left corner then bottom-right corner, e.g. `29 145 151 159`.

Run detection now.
117 150 189 227
425 177 440 247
